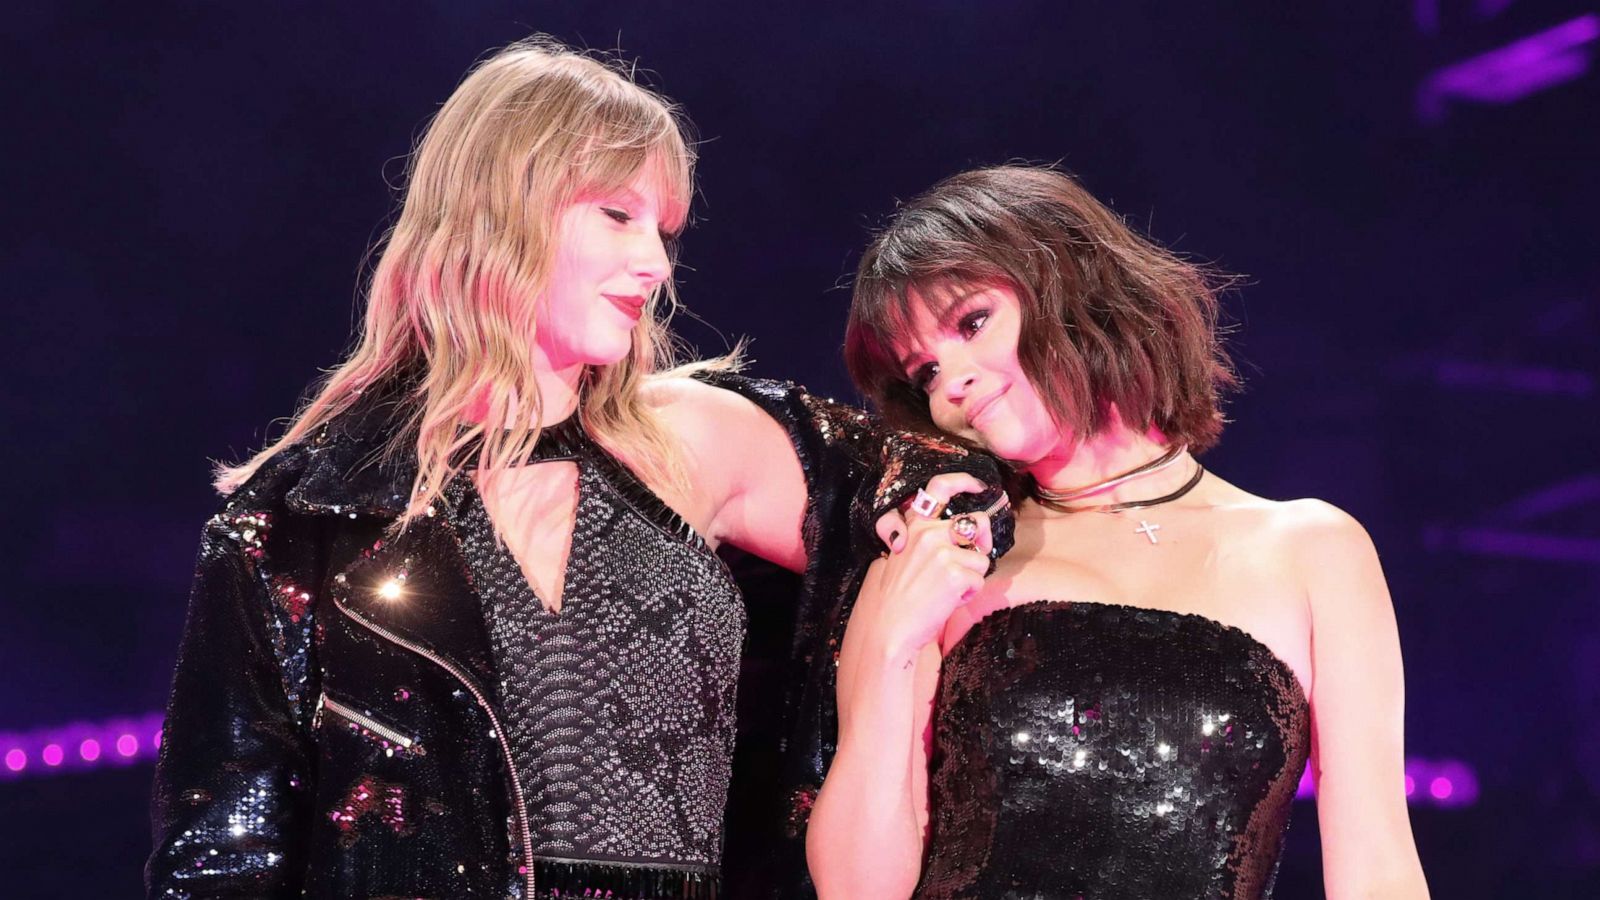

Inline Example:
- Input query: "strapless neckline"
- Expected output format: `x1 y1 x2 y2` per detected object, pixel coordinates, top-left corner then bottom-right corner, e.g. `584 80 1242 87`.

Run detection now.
921 596 1313 899
950 599 1309 709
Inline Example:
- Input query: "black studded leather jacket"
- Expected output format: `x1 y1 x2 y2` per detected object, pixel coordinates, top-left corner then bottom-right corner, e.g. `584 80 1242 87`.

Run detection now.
146 372 1011 899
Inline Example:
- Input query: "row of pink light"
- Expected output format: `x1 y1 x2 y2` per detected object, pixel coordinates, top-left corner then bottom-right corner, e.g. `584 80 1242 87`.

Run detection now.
7 710 1479 808
1 711 164 777
1294 757 1479 808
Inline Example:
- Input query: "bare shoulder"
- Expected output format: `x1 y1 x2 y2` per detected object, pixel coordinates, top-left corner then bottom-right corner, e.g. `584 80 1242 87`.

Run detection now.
1206 477 1372 556
1203 480 1383 596
641 375 774 466
639 373 719 417
1262 497 1370 543
1271 498 1377 565
1226 493 1389 618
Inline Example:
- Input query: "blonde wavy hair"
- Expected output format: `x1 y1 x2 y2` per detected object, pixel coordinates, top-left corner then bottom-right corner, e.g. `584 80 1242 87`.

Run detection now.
217 36 713 525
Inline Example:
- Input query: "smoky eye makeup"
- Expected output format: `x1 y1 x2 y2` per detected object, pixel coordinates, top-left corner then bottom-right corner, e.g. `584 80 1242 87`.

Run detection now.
956 308 990 336
902 304 993 392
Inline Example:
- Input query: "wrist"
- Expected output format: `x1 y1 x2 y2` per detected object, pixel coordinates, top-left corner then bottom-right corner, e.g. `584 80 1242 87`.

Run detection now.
841 620 925 673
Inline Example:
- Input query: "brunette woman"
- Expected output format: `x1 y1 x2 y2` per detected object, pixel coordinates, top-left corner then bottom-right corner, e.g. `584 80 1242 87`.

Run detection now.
807 165 1429 899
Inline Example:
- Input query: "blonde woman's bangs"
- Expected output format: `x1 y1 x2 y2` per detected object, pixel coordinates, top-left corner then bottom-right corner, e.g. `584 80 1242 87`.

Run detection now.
568 89 694 230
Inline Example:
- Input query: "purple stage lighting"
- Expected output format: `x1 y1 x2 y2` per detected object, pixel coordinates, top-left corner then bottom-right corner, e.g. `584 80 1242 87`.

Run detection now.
1426 526 1600 565
1418 14 1599 122
2 708 1482 813
1297 757 1479 808
1433 360 1594 398
0 711 165 781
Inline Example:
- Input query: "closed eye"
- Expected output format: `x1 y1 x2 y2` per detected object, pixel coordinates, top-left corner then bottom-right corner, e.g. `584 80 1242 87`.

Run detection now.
602 207 633 224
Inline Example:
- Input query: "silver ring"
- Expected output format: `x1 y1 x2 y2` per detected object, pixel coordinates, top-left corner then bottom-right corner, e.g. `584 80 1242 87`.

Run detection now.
950 514 980 549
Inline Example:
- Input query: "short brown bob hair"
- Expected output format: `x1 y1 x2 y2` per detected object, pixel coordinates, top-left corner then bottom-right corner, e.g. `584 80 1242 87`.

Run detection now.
845 164 1237 454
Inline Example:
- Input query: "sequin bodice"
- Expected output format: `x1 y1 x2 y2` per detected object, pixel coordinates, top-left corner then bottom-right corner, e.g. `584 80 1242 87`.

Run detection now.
454 421 744 896
917 601 1311 900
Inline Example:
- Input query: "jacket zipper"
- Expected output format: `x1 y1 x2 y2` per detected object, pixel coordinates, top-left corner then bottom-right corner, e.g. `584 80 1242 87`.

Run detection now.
334 596 537 898
315 692 422 753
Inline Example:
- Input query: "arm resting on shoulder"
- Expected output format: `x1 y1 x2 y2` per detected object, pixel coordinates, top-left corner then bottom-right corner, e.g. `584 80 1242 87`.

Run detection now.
686 371 1012 570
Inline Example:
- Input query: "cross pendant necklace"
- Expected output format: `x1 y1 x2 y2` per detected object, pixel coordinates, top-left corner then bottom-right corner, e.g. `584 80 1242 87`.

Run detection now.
1038 460 1205 547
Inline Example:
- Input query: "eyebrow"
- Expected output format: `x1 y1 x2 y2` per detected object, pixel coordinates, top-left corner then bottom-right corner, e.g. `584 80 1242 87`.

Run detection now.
893 288 986 373
597 186 644 206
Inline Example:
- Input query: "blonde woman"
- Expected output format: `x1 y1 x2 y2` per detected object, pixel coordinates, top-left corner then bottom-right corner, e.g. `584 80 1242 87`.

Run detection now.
146 39 1005 899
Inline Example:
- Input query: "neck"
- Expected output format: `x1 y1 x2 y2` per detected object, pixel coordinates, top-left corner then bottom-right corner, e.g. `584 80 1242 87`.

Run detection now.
529 346 584 427
465 345 584 429
1026 418 1191 507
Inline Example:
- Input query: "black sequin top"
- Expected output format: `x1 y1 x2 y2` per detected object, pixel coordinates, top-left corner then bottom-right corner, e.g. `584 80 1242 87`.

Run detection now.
453 417 744 898
917 601 1311 900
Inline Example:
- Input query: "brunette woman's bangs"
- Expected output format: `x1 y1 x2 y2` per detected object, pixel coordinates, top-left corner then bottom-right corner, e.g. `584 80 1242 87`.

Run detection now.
845 256 1005 431
847 164 1237 453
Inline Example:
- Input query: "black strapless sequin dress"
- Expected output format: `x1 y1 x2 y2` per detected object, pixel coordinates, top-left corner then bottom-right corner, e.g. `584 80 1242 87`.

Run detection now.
916 601 1311 900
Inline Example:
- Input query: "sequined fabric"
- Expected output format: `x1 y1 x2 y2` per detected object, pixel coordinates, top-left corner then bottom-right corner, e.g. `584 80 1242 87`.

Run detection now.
148 371 1010 899
917 601 1310 900
711 374 1017 899
454 418 743 894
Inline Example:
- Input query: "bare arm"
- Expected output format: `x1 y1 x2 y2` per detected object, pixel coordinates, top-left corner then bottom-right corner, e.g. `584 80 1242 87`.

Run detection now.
1298 501 1430 899
809 566 941 898
807 483 992 899
702 386 810 571
647 376 810 570
663 373 1013 574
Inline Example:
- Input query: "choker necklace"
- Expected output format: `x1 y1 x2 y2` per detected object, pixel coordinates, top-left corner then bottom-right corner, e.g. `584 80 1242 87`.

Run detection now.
1034 443 1189 504
1033 446 1205 546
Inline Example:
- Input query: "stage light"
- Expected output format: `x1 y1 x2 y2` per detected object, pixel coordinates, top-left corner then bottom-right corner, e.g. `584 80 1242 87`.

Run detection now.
1297 758 1478 808
0 707 1483 813
1417 14 1599 123
0 711 166 780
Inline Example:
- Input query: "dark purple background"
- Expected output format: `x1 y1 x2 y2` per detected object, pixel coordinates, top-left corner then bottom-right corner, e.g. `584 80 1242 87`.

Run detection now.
3 1 1597 896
